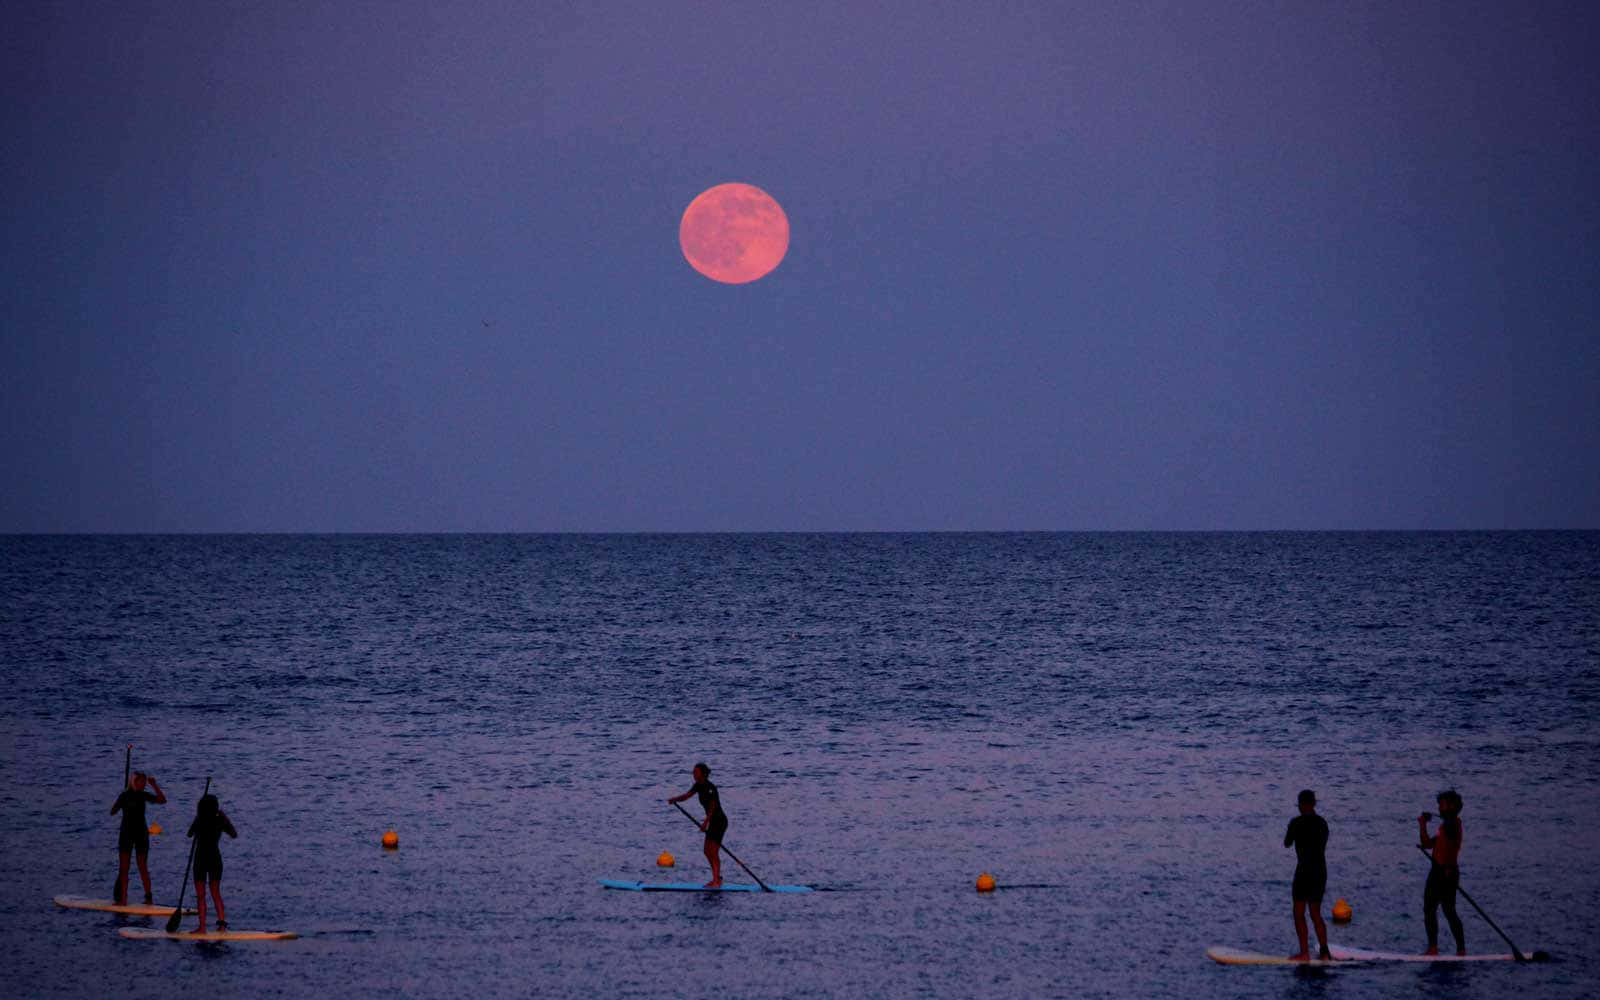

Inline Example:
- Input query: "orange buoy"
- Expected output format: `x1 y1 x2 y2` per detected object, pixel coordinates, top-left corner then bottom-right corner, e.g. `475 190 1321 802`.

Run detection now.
381 829 399 850
657 851 675 867
1331 898 1353 922
975 873 996 892
147 823 163 835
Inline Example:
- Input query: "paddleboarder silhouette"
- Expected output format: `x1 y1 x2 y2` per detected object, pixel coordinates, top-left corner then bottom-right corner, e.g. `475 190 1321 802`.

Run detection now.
1419 789 1466 955
111 772 165 904
1285 788 1331 961
667 763 727 888
188 792 237 933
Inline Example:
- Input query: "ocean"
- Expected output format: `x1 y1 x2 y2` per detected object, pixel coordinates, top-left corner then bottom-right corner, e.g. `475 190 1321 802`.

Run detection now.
2 532 1596 998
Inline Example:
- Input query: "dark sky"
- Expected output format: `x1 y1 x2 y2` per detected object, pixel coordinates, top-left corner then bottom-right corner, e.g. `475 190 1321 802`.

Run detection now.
4 1 1595 531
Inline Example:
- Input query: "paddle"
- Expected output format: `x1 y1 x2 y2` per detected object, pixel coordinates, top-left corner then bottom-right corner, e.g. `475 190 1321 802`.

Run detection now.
1417 845 1537 961
113 744 131 901
671 800 772 892
166 777 210 932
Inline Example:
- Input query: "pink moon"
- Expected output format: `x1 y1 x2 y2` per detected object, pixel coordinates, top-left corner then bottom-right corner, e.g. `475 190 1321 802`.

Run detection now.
678 182 789 284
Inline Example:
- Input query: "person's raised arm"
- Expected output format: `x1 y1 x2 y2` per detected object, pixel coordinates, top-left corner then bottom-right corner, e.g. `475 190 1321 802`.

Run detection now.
667 787 692 805
147 777 166 804
220 811 237 838
1417 811 1435 849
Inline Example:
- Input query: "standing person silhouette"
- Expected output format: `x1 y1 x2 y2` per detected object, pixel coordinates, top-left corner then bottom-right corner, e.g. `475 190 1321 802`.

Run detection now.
1419 789 1466 955
188 792 237 933
111 772 165 904
667 763 727 888
1285 788 1331 961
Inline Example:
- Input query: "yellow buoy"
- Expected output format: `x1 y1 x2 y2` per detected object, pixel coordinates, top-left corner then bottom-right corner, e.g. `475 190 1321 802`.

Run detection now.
381 829 399 850
975 873 996 892
147 823 162 835
656 851 675 867
1331 898 1352 922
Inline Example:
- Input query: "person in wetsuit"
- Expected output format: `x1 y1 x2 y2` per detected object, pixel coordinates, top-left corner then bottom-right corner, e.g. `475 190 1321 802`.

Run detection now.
111 771 165 904
188 792 237 933
667 762 728 888
1419 789 1465 955
1285 788 1331 961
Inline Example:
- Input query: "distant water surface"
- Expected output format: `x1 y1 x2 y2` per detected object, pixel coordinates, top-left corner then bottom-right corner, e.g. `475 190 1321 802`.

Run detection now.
1 533 1596 998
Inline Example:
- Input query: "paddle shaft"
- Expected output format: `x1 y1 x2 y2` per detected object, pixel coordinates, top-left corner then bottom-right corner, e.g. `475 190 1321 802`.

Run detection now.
167 777 210 932
1417 844 1525 961
113 745 131 900
672 800 771 892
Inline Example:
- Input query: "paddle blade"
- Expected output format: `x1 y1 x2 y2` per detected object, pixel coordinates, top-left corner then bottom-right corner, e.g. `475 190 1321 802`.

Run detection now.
165 907 183 933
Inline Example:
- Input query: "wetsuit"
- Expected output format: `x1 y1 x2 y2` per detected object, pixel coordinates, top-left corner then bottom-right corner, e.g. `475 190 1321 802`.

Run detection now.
114 789 158 856
692 779 728 844
188 812 237 884
1424 817 1465 950
1285 813 1329 903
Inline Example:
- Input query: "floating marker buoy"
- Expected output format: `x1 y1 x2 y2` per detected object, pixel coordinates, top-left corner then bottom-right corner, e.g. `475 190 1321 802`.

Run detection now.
976 873 996 892
657 851 675 867
382 830 399 850
1331 898 1352 922
147 823 162 835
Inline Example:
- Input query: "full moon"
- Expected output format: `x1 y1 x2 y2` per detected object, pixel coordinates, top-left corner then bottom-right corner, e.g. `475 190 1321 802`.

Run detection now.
679 182 789 284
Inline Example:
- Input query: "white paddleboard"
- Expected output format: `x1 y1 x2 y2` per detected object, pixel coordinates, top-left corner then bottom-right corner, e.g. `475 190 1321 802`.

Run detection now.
118 927 299 942
599 878 813 893
54 895 196 916
1207 944 1523 966
1331 944 1523 963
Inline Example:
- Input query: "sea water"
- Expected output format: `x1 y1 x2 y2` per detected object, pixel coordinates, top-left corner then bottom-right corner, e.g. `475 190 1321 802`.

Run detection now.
1 533 1596 998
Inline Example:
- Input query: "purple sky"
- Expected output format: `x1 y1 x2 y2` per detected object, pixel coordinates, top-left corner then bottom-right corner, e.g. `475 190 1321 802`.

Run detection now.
4 1 1595 531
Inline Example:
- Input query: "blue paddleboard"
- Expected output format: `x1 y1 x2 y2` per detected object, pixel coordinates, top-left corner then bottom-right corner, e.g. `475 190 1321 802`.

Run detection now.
599 878 812 893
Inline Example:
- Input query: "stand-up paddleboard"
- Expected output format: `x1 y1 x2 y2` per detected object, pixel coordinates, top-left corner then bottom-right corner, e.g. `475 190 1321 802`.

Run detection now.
54 896 197 916
118 927 299 942
1207 944 1526 966
1330 944 1526 963
599 878 813 893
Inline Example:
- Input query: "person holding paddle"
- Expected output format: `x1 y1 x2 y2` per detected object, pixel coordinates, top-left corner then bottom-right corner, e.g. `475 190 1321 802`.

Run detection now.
187 793 237 932
1284 789 1331 962
667 763 727 888
111 772 165 904
1418 788 1466 955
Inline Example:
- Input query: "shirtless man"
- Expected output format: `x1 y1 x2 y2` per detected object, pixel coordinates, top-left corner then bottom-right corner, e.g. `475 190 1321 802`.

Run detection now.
1419 789 1466 955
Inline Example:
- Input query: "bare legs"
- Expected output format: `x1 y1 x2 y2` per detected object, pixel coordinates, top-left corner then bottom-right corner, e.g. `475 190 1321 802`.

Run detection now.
703 838 722 888
135 851 152 902
1291 899 1330 961
1423 866 1466 955
118 850 152 904
193 879 225 932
